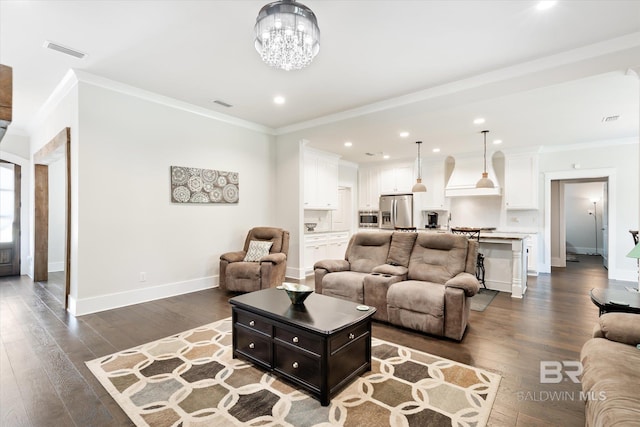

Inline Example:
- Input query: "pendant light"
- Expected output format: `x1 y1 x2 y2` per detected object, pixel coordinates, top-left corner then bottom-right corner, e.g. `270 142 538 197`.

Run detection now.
476 130 495 189
412 141 427 192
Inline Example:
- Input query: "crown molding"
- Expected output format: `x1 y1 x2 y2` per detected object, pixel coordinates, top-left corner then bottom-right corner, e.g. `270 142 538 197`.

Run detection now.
276 32 640 136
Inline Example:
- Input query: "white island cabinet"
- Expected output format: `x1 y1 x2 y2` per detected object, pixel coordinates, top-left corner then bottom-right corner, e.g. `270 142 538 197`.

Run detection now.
304 231 349 274
478 233 529 298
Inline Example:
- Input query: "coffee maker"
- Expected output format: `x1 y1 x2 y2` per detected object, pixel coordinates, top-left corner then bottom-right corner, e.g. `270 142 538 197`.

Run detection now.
426 212 438 228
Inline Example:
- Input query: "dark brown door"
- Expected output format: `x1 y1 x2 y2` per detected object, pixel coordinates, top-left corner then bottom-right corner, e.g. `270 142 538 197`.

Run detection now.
0 161 21 276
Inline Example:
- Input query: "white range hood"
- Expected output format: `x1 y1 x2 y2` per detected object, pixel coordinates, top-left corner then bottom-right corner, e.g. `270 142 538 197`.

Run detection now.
445 156 502 197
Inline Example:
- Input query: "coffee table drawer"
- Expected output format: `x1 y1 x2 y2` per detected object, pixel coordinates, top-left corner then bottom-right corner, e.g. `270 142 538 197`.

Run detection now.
274 344 321 389
236 309 272 336
275 327 322 355
235 326 272 366
330 322 369 353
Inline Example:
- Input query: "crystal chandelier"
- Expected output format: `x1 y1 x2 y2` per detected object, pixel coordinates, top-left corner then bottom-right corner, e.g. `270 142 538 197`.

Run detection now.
254 0 320 71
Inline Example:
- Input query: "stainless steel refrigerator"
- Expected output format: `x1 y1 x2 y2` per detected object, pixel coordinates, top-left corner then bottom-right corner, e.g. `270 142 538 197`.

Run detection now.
379 194 414 229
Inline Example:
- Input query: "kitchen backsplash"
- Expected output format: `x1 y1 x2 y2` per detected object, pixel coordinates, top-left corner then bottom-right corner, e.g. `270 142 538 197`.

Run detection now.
304 210 332 232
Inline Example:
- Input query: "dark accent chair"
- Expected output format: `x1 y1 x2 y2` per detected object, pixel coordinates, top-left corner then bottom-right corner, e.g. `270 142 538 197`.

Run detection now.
219 227 290 292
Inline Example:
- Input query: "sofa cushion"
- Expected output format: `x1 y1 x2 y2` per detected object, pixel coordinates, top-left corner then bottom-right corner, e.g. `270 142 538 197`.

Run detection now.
386 232 417 267
346 231 393 273
408 234 468 283
581 337 640 426
322 271 368 303
387 280 445 317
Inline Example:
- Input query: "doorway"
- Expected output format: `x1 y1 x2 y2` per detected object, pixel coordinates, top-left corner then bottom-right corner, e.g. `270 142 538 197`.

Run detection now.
33 128 71 309
545 168 615 277
0 161 21 276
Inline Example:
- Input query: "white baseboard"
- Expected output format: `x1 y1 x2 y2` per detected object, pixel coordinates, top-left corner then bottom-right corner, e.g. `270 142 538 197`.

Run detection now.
69 276 218 316
48 262 65 272
287 266 307 280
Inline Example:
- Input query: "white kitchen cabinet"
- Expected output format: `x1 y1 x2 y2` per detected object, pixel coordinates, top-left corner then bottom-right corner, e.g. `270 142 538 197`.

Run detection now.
527 234 538 276
304 149 340 210
505 153 539 210
304 232 350 274
421 160 447 210
380 164 413 194
358 168 381 210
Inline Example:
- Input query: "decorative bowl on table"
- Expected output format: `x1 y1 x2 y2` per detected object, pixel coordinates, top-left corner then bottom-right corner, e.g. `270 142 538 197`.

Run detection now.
305 222 317 232
282 283 314 305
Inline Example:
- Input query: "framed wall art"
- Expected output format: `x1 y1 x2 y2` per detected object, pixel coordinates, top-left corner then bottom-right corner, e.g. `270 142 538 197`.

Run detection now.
170 166 239 204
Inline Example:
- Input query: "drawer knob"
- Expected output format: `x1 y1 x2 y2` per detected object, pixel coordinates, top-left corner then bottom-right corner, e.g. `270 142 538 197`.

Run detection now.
292 362 299 369
249 320 255 326
249 342 255 349
292 337 299 343
349 333 355 340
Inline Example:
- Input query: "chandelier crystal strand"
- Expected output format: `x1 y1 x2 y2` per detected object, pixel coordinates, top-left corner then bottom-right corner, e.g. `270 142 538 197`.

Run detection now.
254 0 320 71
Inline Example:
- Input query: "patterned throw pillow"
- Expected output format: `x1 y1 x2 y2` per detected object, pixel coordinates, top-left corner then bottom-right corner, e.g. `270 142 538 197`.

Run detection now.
243 240 273 262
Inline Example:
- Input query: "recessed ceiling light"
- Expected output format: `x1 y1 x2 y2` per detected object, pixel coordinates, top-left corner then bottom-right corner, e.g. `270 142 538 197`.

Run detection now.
473 118 485 125
273 96 285 105
344 141 352 147
383 154 390 160
536 1 557 11
399 131 409 138
432 148 440 153
493 139 503 145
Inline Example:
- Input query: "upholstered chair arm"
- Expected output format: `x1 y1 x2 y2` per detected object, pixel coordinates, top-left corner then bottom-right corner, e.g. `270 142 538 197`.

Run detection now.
445 272 480 297
314 259 350 273
220 251 246 263
371 264 408 277
593 312 640 345
260 253 286 265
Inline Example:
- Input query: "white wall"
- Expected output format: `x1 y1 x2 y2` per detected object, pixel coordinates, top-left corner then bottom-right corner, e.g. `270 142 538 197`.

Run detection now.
565 181 606 255
47 156 66 271
69 79 277 314
540 140 639 281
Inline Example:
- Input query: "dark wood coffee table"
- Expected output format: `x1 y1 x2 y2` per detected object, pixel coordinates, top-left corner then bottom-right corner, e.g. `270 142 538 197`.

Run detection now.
589 288 640 316
229 287 376 406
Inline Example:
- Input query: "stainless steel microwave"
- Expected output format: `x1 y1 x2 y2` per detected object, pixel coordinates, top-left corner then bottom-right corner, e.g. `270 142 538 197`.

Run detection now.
359 210 379 228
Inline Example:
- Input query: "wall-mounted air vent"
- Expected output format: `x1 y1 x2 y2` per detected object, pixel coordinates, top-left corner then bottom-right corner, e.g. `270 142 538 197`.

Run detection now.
602 115 619 122
43 41 87 59
212 100 233 108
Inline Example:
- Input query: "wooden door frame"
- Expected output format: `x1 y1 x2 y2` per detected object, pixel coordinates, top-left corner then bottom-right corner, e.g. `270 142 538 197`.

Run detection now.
34 128 71 309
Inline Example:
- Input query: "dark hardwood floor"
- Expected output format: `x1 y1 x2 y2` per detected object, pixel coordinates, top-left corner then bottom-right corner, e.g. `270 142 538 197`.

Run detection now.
0 255 626 426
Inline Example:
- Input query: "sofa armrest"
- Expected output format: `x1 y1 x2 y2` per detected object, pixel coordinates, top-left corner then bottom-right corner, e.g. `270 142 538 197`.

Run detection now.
314 259 350 273
372 264 408 277
260 253 286 265
594 312 640 346
445 273 480 297
220 251 246 263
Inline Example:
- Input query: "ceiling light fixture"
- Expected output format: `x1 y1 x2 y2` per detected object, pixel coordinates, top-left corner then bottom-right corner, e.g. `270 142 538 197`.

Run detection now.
399 131 409 138
476 130 495 189
412 141 427 193
254 0 320 71
273 96 286 104
493 139 502 145
383 154 390 160
473 118 485 125
344 141 352 147
536 1 557 11
432 148 440 153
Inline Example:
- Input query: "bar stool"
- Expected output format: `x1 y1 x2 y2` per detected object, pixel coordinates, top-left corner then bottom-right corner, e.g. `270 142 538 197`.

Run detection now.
451 228 486 289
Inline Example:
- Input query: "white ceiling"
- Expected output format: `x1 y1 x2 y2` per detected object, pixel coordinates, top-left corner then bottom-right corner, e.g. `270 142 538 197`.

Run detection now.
1 0 639 163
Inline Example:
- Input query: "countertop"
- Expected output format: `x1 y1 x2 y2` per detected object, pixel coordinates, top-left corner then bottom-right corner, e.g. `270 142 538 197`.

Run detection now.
354 227 535 240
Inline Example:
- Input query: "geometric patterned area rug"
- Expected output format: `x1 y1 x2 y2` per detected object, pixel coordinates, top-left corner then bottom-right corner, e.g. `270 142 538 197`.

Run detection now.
86 318 500 427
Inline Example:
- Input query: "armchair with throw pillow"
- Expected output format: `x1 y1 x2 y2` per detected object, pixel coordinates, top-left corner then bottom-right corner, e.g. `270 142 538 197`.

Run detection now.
219 227 290 293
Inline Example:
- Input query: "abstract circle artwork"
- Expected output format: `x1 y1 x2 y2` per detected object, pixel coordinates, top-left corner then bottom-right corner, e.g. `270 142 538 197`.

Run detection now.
170 166 239 204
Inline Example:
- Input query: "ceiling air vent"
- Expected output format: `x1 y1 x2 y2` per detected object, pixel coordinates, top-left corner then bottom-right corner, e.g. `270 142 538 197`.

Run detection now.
43 41 87 59
212 100 233 108
365 152 375 156
602 115 619 122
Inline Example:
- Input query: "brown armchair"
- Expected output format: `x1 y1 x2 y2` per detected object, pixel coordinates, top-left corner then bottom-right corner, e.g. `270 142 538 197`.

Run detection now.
219 227 290 292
